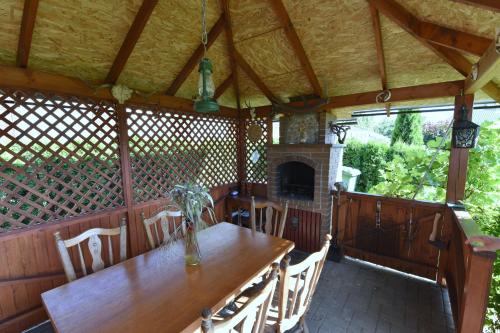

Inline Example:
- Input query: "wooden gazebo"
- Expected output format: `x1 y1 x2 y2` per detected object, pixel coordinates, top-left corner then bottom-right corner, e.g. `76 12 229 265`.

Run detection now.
0 0 498 332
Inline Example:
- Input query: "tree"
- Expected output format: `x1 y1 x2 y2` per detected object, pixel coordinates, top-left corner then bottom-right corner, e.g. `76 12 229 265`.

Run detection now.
391 110 423 145
422 120 450 144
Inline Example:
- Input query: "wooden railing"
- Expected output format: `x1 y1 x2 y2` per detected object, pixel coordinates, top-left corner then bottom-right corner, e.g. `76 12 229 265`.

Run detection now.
442 205 496 333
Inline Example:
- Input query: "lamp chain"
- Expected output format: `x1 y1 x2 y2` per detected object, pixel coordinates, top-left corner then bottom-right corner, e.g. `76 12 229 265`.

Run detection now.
201 0 208 55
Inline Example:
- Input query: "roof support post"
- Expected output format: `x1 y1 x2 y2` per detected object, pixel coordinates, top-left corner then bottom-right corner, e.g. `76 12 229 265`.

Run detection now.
446 94 474 203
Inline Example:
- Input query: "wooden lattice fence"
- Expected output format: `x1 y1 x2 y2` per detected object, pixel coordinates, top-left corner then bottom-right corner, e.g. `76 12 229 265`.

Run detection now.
0 88 123 232
127 105 239 203
244 116 269 184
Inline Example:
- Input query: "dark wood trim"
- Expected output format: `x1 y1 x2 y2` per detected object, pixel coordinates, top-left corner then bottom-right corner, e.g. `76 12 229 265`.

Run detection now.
270 0 322 96
16 0 39 68
214 73 234 99
452 0 500 12
0 66 239 117
369 4 387 90
105 0 158 83
165 15 225 96
234 50 277 102
0 272 66 287
446 94 474 203
0 306 45 330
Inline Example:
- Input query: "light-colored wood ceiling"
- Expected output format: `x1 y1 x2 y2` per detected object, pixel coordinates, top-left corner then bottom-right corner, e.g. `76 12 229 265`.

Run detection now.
0 0 498 110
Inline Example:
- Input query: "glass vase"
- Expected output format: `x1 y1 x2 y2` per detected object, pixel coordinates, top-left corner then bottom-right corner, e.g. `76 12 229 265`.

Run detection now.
184 220 201 266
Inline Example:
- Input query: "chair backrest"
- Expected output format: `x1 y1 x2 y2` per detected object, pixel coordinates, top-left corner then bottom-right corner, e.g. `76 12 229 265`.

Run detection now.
276 234 332 332
201 264 280 333
250 197 288 238
141 207 186 250
54 218 127 282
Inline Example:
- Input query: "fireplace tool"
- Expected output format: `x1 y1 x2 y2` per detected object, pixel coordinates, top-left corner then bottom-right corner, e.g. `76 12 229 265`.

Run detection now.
328 182 347 262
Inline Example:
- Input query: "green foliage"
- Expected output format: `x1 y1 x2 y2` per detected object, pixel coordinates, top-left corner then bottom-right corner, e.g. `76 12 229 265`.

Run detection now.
423 120 450 144
391 110 424 146
343 140 391 192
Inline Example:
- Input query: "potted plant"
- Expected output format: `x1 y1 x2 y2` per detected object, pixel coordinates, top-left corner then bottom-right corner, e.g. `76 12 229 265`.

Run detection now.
168 183 216 265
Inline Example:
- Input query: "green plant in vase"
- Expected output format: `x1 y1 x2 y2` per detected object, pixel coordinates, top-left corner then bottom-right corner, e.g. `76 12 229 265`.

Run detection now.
168 183 216 265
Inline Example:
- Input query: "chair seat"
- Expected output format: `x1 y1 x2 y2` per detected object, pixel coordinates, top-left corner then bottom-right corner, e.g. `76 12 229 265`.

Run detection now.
22 320 55 333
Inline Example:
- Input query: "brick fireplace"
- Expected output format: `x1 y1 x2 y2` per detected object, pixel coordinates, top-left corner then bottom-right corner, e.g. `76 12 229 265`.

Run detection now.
267 112 344 247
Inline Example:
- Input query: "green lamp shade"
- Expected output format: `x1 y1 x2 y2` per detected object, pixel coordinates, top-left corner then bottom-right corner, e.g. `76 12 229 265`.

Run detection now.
195 57 219 113
194 98 219 113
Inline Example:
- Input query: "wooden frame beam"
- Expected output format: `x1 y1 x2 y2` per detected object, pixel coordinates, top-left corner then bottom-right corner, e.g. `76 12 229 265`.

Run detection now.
465 37 500 94
0 66 238 117
452 0 500 12
250 80 464 116
16 0 39 68
105 0 158 84
269 0 322 96
368 0 491 56
214 73 233 99
165 15 225 96
221 0 241 110
369 4 387 90
234 50 277 102
369 0 500 103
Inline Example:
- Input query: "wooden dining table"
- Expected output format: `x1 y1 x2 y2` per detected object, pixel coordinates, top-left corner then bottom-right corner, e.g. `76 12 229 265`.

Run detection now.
42 222 294 333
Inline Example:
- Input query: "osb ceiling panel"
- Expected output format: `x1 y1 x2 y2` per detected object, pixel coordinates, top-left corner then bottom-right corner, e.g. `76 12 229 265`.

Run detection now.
0 0 22 65
238 70 269 108
396 0 500 39
29 0 143 84
281 0 381 97
380 15 464 88
118 0 221 93
176 34 232 102
236 28 302 78
230 0 281 42
265 70 313 102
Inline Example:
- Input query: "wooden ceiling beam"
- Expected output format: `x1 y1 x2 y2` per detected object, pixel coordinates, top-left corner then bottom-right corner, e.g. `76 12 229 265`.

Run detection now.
214 73 233 99
234 50 277 103
369 4 387 89
369 0 500 102
250 80 465 116
0 66 238 117
465 38 500 94
221 0 241 110
451 0 500 12
165 15 225 96
105 0 158 84
16 0 39 68
368 0 492 56
269 0 322 96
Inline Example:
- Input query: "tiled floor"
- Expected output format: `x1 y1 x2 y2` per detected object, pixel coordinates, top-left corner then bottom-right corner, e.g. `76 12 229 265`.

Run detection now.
305 256 455 333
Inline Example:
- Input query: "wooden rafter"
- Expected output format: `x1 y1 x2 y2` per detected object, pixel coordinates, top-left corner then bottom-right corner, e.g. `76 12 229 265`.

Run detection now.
269 0 322 96
452 0 500 12
0 66 237 117
105 0 158 84
465 38 500 94
369 4 387 90
369 0 500 103
251 80 464 115
234 50 277 103
214 73 233 99
220 0 241 110
165 15 225 96
16 0 39 68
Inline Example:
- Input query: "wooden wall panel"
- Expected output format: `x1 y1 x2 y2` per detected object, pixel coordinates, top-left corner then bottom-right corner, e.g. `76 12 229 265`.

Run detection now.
0 184 231 332
282 208 322 253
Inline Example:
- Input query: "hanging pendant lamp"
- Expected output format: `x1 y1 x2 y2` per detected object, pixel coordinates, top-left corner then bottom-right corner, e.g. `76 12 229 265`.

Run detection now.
194 0 219 113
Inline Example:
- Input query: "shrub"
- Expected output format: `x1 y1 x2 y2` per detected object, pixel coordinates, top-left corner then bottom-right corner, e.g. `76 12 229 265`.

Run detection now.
391 110 424 146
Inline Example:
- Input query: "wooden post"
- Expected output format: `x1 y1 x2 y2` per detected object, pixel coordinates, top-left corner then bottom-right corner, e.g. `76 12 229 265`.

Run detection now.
237 114 247 188
458 250 496 333
446 94 474 203
116 104 136 256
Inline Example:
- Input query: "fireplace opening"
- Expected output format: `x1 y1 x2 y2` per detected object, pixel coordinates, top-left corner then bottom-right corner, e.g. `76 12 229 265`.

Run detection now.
278 161 314 201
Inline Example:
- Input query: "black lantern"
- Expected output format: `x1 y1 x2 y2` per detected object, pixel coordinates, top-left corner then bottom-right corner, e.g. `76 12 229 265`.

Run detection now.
452 104 480 148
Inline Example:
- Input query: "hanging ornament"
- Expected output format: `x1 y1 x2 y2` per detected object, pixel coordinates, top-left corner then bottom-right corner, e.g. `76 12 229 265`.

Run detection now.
194 0 219 113
246 101 263 142
111 84 134 104
250 150 260 164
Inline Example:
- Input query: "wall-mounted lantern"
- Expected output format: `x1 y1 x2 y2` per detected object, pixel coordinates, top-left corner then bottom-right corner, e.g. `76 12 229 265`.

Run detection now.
452 104 480 149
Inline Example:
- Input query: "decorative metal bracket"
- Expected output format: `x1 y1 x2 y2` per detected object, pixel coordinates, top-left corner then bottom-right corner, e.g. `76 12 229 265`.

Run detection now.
328 122 350 144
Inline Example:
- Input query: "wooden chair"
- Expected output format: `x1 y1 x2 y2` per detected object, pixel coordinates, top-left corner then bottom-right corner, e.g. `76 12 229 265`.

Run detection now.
54 218 127 282
276 234 332 333
201 264 280 333
141 207 186 250
251 197 289 238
